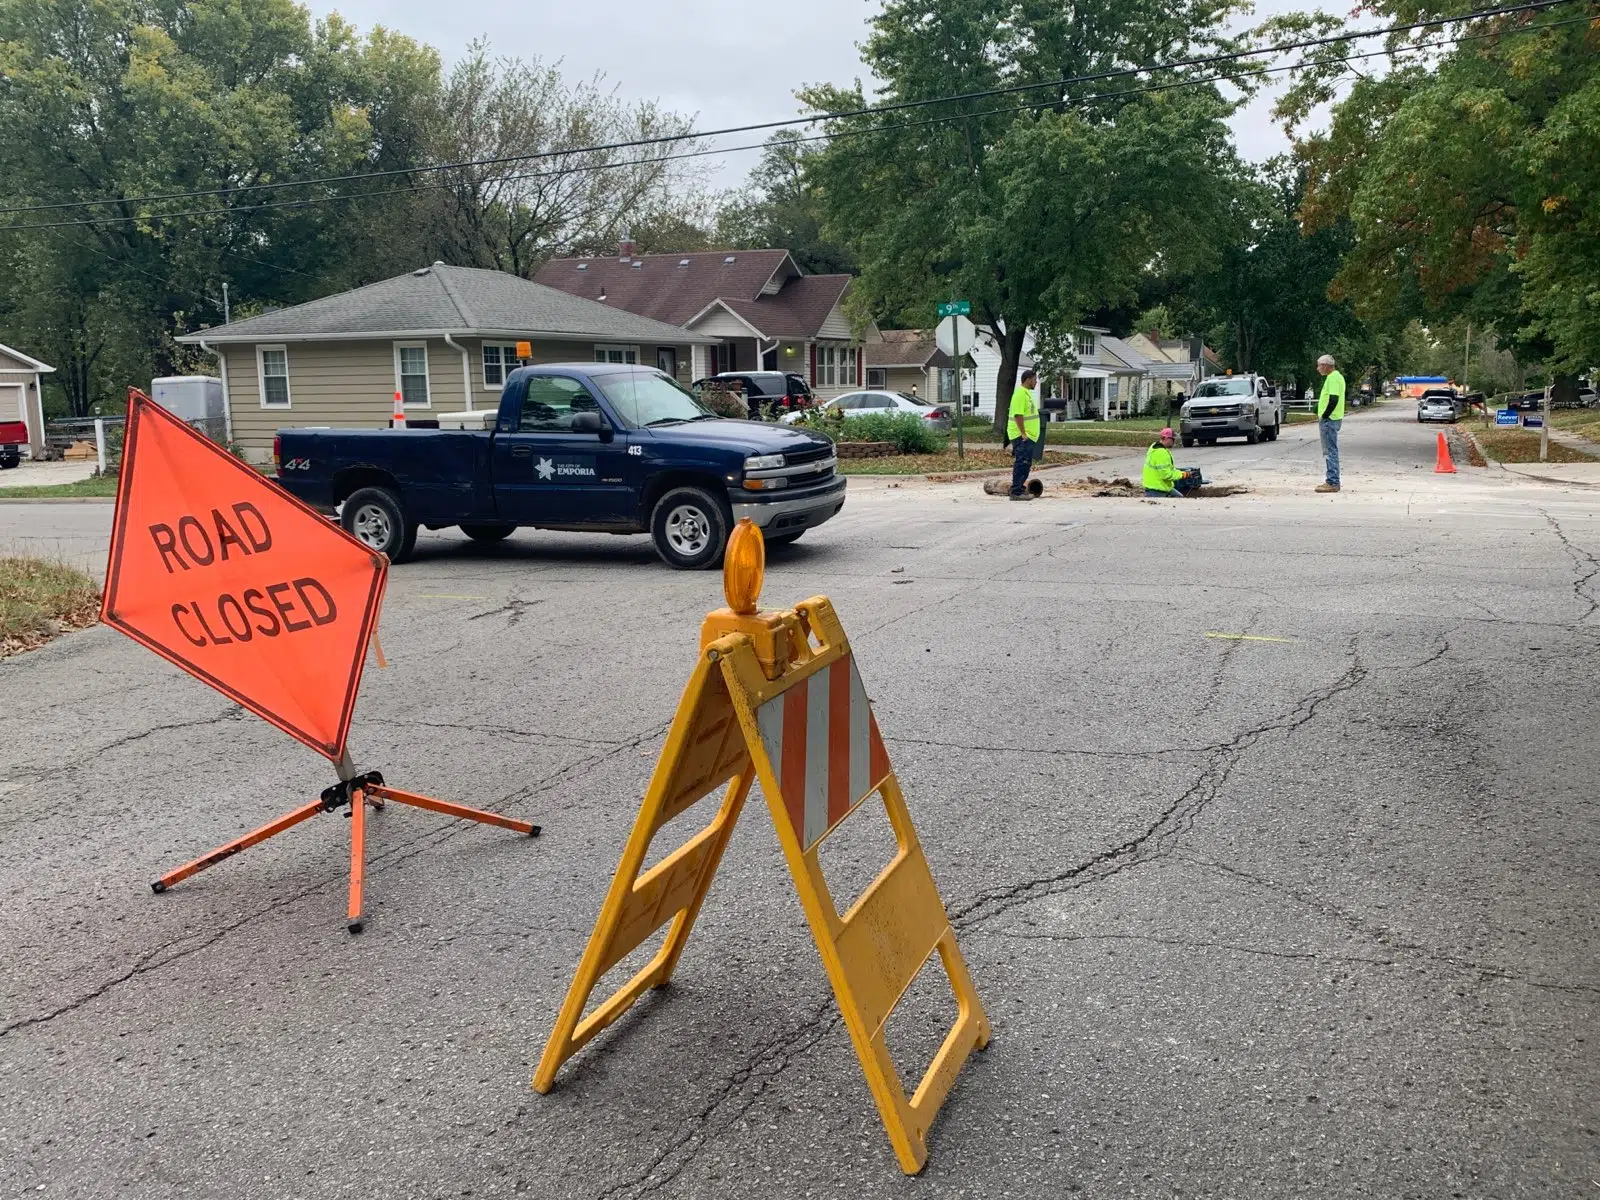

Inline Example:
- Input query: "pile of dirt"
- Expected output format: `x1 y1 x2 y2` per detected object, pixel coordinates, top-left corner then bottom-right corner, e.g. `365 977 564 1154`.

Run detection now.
1052 475 1249 499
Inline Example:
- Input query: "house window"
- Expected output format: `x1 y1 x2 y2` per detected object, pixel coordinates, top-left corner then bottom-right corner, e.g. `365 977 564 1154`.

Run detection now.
1076 331 1096 358
866 367 887 388
395 342 430 407
711 344 734 374
258 345 291 407
482 343 521 389
594 345 638 364
816 345 859 387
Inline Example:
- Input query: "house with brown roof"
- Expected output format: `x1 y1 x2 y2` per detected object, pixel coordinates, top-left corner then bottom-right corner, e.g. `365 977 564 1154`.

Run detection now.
534 243 871 400
865 330 960 404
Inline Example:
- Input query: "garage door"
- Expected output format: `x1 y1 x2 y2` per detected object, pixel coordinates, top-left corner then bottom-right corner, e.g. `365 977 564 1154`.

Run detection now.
0 383 24 425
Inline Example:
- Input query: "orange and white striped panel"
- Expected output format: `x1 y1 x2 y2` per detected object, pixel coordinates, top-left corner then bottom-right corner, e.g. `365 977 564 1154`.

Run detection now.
754 654 890 850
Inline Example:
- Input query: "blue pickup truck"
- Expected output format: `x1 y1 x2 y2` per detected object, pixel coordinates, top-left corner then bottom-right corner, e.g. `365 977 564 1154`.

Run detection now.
273 363 846 568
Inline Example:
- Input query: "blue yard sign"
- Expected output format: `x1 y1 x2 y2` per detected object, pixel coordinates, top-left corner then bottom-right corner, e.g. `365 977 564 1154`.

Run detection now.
1522 415 1544 429
1495 409 1519 426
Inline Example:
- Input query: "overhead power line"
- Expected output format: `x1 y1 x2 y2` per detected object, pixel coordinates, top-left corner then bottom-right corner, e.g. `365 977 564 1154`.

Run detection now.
0 0 1570 224
0 12 1584 235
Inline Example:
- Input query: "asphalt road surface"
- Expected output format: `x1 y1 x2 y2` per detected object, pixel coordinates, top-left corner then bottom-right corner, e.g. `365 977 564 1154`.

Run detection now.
3 405 1597 1198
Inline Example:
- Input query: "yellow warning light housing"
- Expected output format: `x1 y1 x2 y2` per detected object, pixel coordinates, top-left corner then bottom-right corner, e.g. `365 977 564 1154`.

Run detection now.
722 518 765 614
701 519 801 680
515 340 532 360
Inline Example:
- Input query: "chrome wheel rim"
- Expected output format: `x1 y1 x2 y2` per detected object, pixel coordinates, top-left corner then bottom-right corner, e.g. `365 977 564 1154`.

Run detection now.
664 504 710 557
352 503 393 549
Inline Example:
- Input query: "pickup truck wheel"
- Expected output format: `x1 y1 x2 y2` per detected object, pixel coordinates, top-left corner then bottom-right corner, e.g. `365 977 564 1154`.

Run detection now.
460 523 515 544
342 486 417 563
651 486 729 570
1180 436 1194 448
1245 431 1259 445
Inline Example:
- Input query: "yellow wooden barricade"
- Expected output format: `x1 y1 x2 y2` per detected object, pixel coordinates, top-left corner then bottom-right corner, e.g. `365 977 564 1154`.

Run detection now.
535 532 989 1174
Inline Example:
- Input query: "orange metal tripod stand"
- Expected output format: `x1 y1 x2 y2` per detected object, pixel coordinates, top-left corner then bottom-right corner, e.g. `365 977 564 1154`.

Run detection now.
150 760 539 933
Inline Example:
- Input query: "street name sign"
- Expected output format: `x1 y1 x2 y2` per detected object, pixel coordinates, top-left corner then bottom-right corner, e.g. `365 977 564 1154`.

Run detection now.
936 300 971 318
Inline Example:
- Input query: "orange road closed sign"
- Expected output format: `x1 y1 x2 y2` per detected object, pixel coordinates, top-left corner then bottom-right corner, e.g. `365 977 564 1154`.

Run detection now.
102 391 387 760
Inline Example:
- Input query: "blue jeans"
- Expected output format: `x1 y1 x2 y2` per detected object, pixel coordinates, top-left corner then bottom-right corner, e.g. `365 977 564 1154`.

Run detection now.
1319 419 1342 486
1010 437 1035 495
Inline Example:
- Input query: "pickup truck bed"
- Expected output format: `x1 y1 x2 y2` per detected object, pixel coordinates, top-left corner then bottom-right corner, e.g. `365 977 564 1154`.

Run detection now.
275 363 846 568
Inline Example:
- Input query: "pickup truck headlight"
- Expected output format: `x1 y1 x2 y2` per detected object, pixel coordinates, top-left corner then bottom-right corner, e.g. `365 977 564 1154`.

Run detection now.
744 453 786 471
742 476 789 491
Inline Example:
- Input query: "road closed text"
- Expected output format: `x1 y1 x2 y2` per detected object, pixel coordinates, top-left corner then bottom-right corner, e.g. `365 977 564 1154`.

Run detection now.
147 504 340 647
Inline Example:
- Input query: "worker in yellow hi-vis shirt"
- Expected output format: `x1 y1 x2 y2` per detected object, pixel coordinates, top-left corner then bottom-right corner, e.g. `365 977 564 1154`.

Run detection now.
1315 353 1346 493
1007 369 1041 501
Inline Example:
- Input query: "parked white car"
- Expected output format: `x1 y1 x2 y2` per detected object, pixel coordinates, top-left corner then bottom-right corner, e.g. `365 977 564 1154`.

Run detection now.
782 390 952 430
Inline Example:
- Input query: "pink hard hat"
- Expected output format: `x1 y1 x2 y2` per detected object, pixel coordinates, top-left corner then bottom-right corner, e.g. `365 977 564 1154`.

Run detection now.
1159 427 1175 438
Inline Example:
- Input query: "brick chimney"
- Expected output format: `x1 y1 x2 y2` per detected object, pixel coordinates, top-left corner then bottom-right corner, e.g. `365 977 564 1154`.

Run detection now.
618 227 635 261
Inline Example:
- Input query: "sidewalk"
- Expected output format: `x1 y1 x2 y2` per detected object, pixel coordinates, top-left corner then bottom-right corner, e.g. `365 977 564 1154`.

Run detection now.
0 460 96 490
1496 460 1600 488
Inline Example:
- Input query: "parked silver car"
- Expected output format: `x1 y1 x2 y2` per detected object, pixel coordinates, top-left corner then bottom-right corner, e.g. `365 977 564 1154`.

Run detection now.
782 389 952 430
1417 392 1459 423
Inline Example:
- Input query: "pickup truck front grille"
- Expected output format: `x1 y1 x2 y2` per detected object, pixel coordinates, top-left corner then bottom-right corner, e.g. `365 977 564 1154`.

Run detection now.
781 443 836 485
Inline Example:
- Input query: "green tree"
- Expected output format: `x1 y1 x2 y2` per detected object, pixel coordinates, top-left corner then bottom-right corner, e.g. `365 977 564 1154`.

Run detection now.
716 130 856 275
0 0 440 415
1294 2 1599 375
798 0 1252 435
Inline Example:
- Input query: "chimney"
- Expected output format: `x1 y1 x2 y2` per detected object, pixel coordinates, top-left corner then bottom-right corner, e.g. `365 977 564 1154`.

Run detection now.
618 227 635 261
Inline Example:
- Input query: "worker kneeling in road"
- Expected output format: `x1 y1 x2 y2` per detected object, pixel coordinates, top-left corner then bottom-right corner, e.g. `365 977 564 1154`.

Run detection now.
1143 427 1200 498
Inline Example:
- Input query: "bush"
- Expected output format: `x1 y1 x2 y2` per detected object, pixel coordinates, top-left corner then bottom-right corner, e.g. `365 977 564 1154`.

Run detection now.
840 411 949 454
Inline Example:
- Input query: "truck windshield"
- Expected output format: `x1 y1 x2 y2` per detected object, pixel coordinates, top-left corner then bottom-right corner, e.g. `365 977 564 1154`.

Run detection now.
1194 380 1252 397
597 370 716 427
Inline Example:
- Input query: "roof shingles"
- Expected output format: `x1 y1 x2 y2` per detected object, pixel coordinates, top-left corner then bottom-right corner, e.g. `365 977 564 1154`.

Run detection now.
178 264 712 344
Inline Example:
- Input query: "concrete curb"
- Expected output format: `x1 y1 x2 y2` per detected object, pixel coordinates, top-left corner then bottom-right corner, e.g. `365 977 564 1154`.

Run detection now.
0 495 115 504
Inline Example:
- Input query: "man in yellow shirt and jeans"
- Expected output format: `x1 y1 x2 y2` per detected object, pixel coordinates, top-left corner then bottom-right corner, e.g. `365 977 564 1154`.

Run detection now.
1316 353 1346 493
1008 369 1041 501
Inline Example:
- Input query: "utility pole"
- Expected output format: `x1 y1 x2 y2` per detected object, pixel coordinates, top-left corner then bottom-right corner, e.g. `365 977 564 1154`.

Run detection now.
222 282 230 326
1462 320 1471 392
1541 381 1551 463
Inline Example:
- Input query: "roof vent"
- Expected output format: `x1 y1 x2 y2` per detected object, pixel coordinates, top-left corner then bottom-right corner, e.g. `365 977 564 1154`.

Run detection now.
432 260 445 267
598 287 607 301
723 256 736 264
678 259 690 267
576 263 588 271
631 260 643 269
411 266 431 276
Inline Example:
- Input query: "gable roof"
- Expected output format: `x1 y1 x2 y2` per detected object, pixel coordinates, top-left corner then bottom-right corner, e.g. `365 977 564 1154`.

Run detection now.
865 330 953 368
0 342 55 373
175 263 715 345
534 249 853 340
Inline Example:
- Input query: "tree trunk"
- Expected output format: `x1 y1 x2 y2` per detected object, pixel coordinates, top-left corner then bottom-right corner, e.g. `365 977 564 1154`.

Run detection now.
991 322 1028 440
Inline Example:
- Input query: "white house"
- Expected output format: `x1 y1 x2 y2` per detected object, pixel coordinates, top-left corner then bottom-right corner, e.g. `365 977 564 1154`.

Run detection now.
970 326 1146 419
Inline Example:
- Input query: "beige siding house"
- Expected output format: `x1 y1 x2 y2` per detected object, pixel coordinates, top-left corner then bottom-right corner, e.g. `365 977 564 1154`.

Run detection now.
864 331 958 403
0 342 53 457
177 263 715 464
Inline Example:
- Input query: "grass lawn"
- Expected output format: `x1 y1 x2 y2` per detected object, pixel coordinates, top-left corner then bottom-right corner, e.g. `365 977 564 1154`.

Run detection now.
1474 430 1596 465
1 557 99 656
838 449 1095 476
0 473 119 498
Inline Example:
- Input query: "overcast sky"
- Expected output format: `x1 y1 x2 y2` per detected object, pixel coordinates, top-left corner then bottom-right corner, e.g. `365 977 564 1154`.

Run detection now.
304 0 1316 191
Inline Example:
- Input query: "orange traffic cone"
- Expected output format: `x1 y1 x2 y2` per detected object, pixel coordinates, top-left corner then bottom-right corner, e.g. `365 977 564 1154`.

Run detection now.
391 389 407 430
1434 431 1456 474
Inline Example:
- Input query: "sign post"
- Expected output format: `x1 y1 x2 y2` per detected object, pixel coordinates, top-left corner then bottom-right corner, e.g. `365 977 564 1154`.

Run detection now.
1541 382 1551 461
102 390 539 932
935 304 975 460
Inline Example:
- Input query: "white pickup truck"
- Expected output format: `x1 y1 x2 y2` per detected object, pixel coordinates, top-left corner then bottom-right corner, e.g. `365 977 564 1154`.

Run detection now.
1180 375 1283 446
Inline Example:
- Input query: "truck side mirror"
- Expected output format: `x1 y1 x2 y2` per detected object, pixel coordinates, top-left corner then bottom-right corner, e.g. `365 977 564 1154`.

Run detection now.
570 410 611 440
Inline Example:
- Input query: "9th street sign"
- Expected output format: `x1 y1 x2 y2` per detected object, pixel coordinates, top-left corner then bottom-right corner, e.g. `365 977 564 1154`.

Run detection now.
936 300 971 318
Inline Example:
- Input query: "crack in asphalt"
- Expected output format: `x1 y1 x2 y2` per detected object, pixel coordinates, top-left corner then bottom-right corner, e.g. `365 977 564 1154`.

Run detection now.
946 643 1368 930
0 706 249 791
1181 856 1600 996
0 816 476 1039
383 718 626 749
1541 510 1600 623
468 595 543 626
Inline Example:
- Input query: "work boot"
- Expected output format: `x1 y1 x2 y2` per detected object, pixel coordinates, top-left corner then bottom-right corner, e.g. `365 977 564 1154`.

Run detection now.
1315 483 1340 493
1009 492 1034 501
